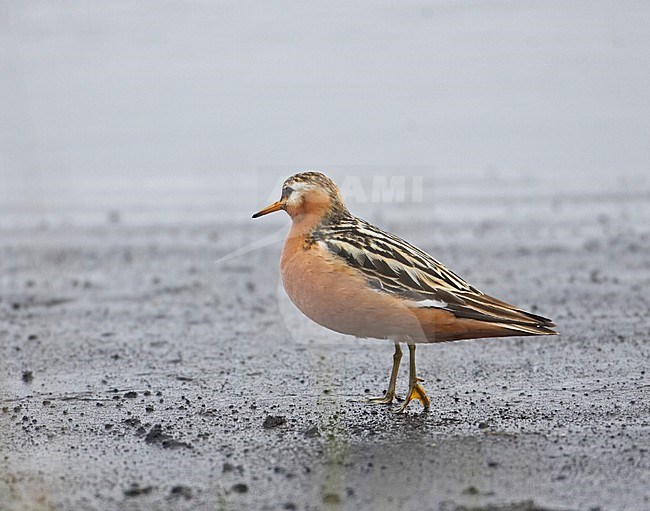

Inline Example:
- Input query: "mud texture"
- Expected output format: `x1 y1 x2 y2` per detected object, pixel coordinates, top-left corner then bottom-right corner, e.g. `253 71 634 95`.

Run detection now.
1 189 650 511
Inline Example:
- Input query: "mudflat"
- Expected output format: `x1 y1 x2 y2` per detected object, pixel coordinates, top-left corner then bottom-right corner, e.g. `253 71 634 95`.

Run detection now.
1 185 649 511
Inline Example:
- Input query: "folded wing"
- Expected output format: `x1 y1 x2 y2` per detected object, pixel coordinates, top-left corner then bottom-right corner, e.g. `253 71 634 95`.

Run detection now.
314 218 556 337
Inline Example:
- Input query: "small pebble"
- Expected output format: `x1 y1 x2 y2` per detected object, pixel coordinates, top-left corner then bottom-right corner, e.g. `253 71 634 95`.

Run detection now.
232 483 248 493
263 415 286 429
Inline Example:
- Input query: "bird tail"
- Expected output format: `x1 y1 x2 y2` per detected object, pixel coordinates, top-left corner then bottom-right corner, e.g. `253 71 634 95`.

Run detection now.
411 291 557 343
446 291 557 338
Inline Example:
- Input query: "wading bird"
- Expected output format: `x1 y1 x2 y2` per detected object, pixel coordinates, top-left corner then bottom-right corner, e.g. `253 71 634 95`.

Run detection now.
253 172 556 412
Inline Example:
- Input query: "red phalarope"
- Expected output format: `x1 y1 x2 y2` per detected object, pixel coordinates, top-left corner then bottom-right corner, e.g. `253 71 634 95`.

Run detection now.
253 172 556 412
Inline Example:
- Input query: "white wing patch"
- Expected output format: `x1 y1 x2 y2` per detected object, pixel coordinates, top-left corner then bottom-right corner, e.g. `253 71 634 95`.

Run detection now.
414 299 448 308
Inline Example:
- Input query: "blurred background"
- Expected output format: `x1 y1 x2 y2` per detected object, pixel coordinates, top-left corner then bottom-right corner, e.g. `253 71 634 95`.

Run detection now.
1 1 649 229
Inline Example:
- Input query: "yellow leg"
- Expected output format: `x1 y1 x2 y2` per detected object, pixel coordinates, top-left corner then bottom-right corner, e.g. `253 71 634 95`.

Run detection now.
398 344 430 413
367 343 402 404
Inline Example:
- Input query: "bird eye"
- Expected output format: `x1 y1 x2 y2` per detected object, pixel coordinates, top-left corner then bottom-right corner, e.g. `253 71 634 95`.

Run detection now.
282 186 294 198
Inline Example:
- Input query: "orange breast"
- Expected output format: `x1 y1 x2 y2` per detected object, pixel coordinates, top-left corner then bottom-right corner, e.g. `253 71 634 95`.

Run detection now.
280 231 430 342
279 229 528 344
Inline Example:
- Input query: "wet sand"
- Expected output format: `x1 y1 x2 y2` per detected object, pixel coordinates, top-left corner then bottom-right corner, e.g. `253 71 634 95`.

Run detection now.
3 1 650 509
1 184 649 511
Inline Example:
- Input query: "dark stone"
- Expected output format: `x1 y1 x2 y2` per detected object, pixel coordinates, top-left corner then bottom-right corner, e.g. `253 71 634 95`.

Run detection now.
263 415 286 429
231 483 248 493
170 485 192 499
124 485 152 497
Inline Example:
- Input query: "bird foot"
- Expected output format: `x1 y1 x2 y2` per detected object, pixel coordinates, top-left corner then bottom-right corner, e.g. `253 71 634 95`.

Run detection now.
366 392 396 405
397 378 430 413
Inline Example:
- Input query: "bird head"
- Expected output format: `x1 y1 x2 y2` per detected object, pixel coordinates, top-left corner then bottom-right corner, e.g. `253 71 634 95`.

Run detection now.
252 172 349 223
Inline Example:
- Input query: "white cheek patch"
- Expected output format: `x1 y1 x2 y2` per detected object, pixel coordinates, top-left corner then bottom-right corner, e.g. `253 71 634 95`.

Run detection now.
285 194 302 207
285 182 312 207
414 299 448 309
289 182 311 193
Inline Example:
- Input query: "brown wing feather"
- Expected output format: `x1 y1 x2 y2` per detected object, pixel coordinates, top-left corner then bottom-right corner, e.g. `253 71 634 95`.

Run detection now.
314 217 557 337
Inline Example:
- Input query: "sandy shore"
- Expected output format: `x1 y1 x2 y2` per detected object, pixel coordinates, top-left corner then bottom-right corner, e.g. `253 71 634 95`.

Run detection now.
3 1 650 508
1 183 649 511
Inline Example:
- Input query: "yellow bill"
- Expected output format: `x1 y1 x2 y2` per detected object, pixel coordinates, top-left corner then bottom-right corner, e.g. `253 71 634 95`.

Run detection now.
252 200 285 218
